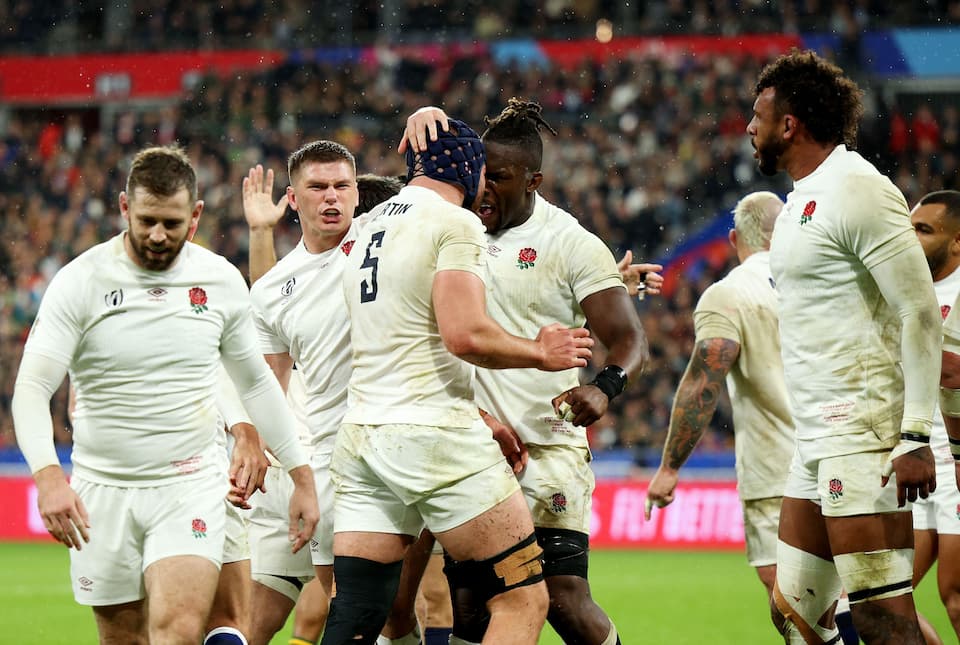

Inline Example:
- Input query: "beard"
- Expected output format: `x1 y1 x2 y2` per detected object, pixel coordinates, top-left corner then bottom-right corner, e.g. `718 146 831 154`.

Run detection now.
129 235 187 271
755 137 788 177
926 244 949 277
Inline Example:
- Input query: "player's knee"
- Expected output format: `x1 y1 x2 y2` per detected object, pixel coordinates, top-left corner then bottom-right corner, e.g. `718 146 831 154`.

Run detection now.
834 548 913 605
322 556 403 644
939 579 960 623
251 572 308 603
536 527 589 579
774 541 842 644
443 533 544 605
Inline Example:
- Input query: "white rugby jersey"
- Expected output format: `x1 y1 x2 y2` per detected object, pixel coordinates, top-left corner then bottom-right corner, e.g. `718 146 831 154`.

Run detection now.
931 269 960 463
25 234 264 485
250 218 366 455
692 251 794 500
475 194 625 448
342 185 484 428
769 145 922 454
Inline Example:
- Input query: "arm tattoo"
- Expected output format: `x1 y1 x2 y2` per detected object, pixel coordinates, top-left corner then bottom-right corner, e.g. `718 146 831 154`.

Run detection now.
664 338 740 470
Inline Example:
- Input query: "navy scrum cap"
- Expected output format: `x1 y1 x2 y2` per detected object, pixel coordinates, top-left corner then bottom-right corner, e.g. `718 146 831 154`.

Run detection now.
405 119 486 208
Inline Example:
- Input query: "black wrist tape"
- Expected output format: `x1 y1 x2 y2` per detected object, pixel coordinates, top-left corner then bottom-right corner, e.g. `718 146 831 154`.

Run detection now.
589 365 627 401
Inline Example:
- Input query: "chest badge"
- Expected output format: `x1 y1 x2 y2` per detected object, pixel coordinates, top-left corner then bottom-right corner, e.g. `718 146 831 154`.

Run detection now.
189 287 208 314
517 247 538 270
800 200 816 226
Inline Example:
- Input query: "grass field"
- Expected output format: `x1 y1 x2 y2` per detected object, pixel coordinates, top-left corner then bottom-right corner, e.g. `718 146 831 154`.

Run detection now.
0 542 952 644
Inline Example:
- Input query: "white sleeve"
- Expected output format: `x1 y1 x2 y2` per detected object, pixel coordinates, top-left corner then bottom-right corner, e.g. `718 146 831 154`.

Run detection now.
12 352 69 473
215 364 252 429
869 245 941 435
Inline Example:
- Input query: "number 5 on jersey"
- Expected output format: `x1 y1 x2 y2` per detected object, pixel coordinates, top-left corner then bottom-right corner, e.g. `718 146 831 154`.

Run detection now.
360 231 386 303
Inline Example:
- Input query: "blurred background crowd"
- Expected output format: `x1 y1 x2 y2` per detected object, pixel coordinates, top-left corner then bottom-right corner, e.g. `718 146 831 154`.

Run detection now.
1 0 958 469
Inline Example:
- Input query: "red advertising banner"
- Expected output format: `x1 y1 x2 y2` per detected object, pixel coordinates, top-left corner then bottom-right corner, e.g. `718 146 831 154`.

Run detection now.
0 50 284 104
0 476 743 549
0 476 55 541
590 479 744 550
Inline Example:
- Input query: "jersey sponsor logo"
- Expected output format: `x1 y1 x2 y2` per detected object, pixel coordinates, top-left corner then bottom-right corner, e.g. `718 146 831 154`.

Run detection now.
942 304 952 320
281 277 296 297
828 478 843 501
550 491 568 513
77 576 93 592
517 247 537 269
340 240 355 255
487 243 502 257
191 518 207 538
147 287 167 301
104 289 124 308
800 200 816 226
188 286 208 314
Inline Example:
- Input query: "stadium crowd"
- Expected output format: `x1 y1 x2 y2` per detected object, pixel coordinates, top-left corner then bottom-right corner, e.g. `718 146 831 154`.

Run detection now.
1 13 959 469
2 0 958 53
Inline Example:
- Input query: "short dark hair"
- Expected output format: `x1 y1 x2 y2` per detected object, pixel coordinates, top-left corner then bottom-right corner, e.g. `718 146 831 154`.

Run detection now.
356 174 404 214
919 190 960 224
482 98 558 171
126 145 197 201
287 140 356 183
755 50 863 148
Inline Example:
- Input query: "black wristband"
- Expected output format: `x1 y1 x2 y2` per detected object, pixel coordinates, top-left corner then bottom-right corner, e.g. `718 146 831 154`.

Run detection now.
589 365 628 402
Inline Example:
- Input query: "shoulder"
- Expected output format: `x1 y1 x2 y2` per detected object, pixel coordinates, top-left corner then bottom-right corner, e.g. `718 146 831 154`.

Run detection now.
250 246 305 304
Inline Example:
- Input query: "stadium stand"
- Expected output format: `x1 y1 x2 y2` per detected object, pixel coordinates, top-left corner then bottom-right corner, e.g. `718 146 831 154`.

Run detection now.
1 2 959 476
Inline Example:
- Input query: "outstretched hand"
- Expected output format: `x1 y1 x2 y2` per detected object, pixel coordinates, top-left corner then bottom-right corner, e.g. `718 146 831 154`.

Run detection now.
242 164 289 230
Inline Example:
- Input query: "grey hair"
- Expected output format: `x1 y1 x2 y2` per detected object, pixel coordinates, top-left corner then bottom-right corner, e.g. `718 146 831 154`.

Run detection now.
733 191 784 252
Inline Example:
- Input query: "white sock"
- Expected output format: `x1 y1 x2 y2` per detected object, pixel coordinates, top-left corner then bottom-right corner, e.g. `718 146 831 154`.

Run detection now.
377 629 421 645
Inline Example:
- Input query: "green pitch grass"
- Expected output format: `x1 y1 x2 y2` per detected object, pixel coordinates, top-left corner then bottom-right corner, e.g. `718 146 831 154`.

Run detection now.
0 542 952 644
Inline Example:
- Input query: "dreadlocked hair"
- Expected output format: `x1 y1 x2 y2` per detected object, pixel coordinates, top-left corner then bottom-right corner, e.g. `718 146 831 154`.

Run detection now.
482 98 558 171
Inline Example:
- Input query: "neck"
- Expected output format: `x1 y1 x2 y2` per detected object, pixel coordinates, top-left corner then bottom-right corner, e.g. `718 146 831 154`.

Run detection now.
786 142 836 181
303 230 348 255
935 261 960 283
408 177 465 207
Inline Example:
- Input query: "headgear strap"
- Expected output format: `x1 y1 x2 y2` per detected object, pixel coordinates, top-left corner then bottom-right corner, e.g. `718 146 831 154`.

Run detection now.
405 118 486 208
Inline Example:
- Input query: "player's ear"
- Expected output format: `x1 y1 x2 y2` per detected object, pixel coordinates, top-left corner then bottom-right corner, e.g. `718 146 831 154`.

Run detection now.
528 171 544 193
119 191 129 222
728 229 738 250
188 200 203 240
783 115 796 138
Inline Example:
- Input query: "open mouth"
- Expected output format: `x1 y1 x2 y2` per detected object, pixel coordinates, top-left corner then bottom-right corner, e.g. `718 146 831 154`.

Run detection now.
477 202 495 219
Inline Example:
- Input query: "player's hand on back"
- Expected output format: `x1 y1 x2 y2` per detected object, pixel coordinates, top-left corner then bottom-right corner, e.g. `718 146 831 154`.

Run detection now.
242 164 288 231
535 323 593 371
34 465 90 550
397 106 449 154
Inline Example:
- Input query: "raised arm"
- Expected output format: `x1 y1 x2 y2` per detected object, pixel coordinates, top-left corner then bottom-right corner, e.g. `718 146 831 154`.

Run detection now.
243 164 289 284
